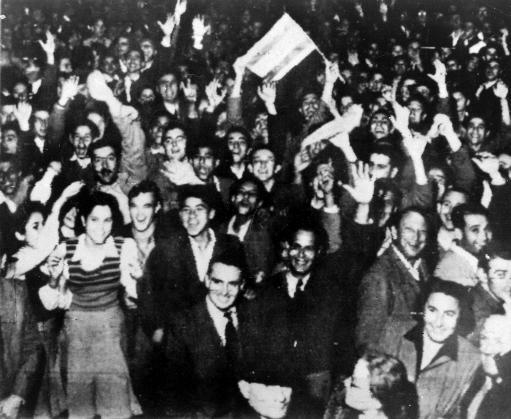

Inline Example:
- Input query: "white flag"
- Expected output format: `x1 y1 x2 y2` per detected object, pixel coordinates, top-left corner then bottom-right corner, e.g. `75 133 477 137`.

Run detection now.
242 13 318 82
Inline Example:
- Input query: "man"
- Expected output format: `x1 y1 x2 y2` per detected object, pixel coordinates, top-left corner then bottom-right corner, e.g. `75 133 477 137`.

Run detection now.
436 188 469 253
255 216 344 404
470 249 511 343
146 185 245 339
435 203 492 287
216 126 252 180
163 254 247 417
462 315 511 419
356 207 430 349
222 176 274 284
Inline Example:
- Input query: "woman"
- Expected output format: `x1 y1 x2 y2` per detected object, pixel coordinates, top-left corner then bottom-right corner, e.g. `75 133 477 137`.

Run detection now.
40 191 142 418
325 351 418 419
377 279 480 419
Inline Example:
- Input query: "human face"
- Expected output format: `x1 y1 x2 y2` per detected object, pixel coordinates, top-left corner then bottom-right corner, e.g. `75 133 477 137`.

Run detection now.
126 50 142 73
251 149 277 183
101 56 117 76
459 214 491 255
92 146 118 185
369 73 384 93
344 359 382 413
397 211 427 259
424 292 460 344
0 161 20 197
205 262 243 311
129 192 159 233
33 110 49 138
252 112 268 141
87 112 105 138
466 118 487 149
158 74 179 102
72 126 93 159
452 91 468 112
408 99 424 125
1 129 18 154
369 153 394 180
140 39 155 61
93 19 106 37
83 205 113 245
370 113 391 139
179 197 214 237
243 382 292 419
139 88 155 104
150 115 170 145
480 317 511 376
233 180 261 217
487 257 511 301
21 212 44 248
300 93 320 122
117 37 130 56
428 167 447 197
191 147 217 181
63 207 77 230
288 230 317 277
227 132 248 164
163 127 187 162
437 190 467 230
1 105 16 124
485 60 500 82
59 57 72 74
13 83 28 102
392 44 404 57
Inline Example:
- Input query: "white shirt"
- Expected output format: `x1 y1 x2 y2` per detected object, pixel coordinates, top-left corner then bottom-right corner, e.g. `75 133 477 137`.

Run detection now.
163 101 179 116
31 79 42 95
34 136 45 153
69 153 91 169
206 296 237 346
421 332 443 370
230 164 245 180
392 245 422 282
189 229 216 282
227 216 251 242
286 271 311 298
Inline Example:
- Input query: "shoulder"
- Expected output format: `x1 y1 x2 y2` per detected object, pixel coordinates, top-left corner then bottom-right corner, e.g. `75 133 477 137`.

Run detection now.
457 336 481 366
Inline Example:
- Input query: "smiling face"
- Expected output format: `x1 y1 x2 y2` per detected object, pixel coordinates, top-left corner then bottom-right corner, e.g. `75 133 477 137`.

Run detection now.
205 262 243 311
233 180 261 217
129 192 160 233
423 292 460 343
71 125 94 159
227 132 249 164
191 146 217 182
179 197 214 237
437 190 468 230
83 205 113 245
288 229 317 277
397 211 427 259
163 127 187 162
250 149 277 184
300 93 321 122
158 74 179 103
466 117 488 149
0 161 20 197
92 146 118 185
126 50 142 73
459 213 491 255
241 381 292 419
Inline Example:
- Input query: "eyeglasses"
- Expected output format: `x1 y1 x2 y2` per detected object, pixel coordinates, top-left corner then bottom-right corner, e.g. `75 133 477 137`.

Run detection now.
289 244 316 257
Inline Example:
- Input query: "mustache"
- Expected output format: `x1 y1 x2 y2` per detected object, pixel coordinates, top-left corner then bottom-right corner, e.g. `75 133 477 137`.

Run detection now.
100 168 113 177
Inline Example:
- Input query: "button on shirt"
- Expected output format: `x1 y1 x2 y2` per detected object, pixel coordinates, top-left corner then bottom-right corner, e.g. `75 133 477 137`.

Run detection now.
189 229 216 282
206 296 237 346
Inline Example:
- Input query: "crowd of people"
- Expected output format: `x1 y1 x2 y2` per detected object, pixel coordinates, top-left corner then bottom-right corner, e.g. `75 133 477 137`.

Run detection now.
1 0 511 417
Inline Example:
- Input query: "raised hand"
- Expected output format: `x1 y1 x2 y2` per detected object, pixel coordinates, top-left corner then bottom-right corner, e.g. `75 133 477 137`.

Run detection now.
294 148 312 173
403 132 428 160
390 102 411 136
59 75 80 104
324 60 342 85
233 56 248 79
494 80 509 99
472 151 501 176
257 81 277 106
174 0 187 22
38 30 56 56
61 180 84 200
87 70 115 102
180 79 198 103
205 79 226 111
13 101 32 131
341 161 375 204
427 59 447 86
192 15 210 49
157 13 177 38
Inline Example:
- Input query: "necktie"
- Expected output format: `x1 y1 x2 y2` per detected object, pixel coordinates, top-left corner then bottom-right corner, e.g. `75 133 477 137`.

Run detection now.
294 278 305 300
224 310 239 367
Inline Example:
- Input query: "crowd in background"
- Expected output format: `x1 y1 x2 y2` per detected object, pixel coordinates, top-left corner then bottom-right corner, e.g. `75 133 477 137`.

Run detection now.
1 0 511 418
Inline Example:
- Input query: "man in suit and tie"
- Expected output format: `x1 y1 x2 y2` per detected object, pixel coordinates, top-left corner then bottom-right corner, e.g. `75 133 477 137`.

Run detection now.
163 253 247 417
146 184 246 341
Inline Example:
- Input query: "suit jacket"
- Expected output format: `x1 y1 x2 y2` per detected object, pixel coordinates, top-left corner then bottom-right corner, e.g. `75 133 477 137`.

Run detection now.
145 231 246 332
356 246 430 350
379 326 480 419
164 298 261 418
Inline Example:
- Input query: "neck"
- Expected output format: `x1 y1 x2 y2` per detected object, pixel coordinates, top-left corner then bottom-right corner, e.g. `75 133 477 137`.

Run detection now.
263 178 275 191
231 161 245 170
132 222 155 244
128 72 140 81
190 228 211 249
84 234 107 249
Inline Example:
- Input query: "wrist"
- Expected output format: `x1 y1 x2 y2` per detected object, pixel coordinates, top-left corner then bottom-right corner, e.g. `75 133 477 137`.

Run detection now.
438 83 448 98
18 121 30 131
490 172 506 185
265 102 277 115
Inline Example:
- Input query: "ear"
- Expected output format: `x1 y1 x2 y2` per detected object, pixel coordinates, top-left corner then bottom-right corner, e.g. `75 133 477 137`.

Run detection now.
208 209 216 220
238 380 250 400
275 164 282 174
15 231 25 242
390 167 398 178
81 216 86 227
155 203 162 214
454 227 463 241
248 164 254 173
390 225 398 241
214 158 220 168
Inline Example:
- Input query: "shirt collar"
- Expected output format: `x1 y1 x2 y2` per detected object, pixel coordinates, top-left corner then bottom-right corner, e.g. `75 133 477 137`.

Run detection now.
70 153 91 168
31 79 42 94
392 244 422 281
164 101 179 115
405 325 459 363
227 216 251 242
72 234 118 262
286 271 311 298
34 136 45 153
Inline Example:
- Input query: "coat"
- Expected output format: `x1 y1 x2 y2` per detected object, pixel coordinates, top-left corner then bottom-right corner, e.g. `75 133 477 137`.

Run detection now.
356 246 430 350
379 326 480 419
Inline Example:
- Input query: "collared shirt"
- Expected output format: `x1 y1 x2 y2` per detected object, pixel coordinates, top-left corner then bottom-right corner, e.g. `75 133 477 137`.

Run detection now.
206 296 237 346
230 164 245 180
34 136 45 153
189 228 216 282
163 101 179 116
227 216 251 243
31 79 42 95
392 244 422 282
69 153 91 169
286 271 311 298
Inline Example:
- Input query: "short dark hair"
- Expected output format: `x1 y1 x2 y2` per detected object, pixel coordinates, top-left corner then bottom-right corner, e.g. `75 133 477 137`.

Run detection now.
391 206 429 233
178 184 216 210
1 121 20 134
188 140 219 160
76 190 124 234
284 211 329 254
68 118 100 140
249 144 277 164
88 138 121 159
208 252 246 279
451 203 489 230
163 120 188 140
440 187 469 202
370 143 403 171
225 126 252 147
14 201 49 235
229 175 268 203
128 180 162 208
